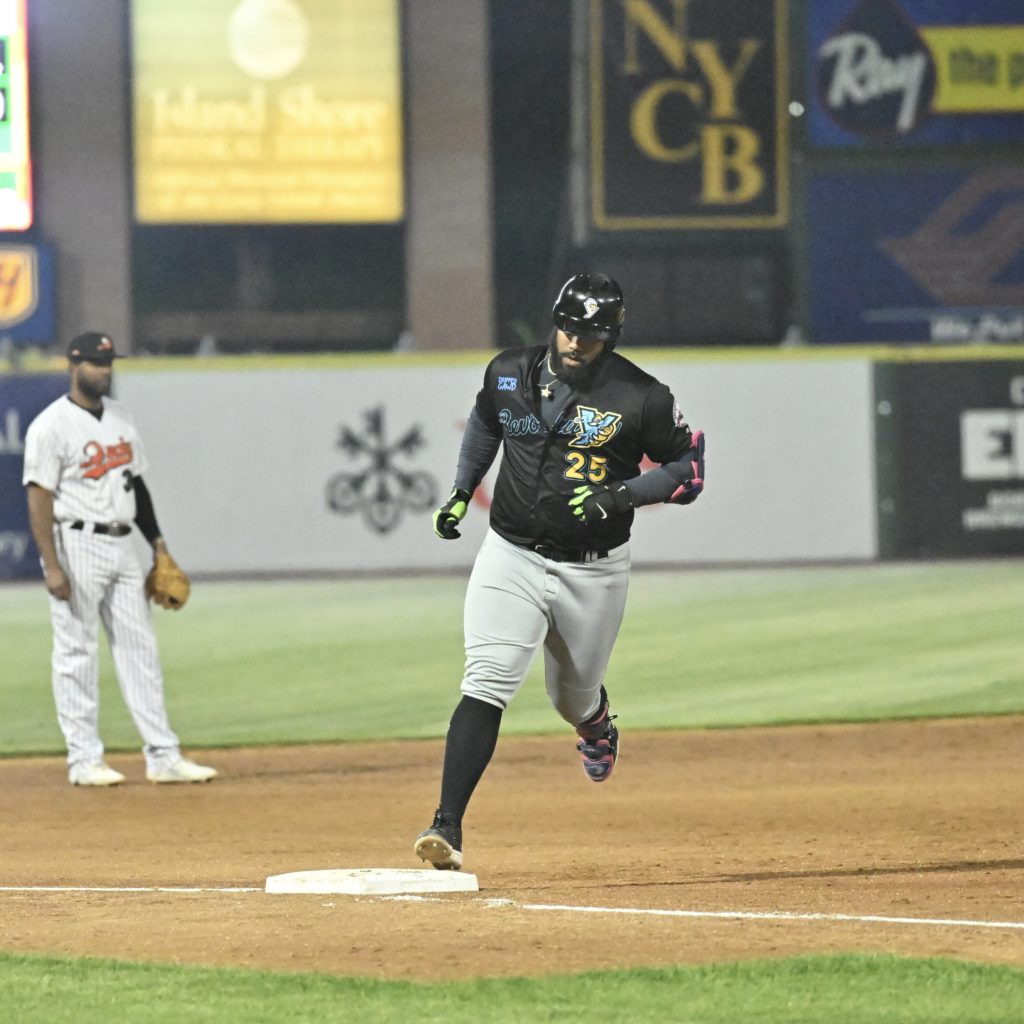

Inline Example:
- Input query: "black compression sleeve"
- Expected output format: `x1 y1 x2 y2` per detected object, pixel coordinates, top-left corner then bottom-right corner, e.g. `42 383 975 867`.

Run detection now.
453 406 502 494
132 476 163 543
623 448 698 507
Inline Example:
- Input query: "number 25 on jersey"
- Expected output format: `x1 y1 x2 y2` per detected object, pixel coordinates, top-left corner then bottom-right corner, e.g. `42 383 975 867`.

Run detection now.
563 452 608 483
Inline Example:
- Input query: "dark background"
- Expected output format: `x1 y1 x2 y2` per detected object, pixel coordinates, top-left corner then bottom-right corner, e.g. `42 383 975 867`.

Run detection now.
126 0 1024 354
131 1 574 353
130 2 790 353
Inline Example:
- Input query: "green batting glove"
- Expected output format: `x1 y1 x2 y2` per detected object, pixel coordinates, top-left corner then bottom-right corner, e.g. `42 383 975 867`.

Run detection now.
569 482 633 524
433 488 471 539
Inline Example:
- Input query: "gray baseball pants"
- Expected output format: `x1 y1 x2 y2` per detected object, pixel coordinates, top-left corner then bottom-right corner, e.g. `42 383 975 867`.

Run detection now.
460 529 630 724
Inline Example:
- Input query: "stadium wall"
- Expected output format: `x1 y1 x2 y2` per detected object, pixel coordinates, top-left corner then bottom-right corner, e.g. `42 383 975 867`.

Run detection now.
106 353 877 573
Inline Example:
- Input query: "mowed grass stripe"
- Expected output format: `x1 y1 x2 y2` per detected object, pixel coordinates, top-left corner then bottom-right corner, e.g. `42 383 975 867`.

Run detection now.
1 561 1021 754
1 952 1023 1024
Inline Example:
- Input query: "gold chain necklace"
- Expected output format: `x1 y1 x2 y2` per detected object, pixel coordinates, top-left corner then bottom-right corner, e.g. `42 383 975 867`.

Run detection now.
540 354 560 399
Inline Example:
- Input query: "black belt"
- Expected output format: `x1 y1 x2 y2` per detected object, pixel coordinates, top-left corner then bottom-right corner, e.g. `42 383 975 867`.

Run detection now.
530 543 609 564
69 520 132 537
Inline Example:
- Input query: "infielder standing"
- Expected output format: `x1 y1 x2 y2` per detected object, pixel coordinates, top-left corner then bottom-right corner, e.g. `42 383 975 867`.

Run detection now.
22 332 217 787
414 273 705 869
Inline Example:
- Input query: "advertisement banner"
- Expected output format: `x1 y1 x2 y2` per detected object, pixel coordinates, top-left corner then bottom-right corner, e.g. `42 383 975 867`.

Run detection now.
587 0 788 230
876 361 1024 557
806 165 1024 344
0 374 66 579
0 242 56 344
808 0 1024 146
113 357 876 574
131 0 403 224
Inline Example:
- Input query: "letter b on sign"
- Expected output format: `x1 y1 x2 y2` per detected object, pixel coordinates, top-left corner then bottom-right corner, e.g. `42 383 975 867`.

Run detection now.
961 410 1024 479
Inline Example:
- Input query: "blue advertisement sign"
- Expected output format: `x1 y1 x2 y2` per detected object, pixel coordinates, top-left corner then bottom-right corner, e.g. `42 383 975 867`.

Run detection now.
0 374 66 578
807 165 1024 344
808 0 1024 146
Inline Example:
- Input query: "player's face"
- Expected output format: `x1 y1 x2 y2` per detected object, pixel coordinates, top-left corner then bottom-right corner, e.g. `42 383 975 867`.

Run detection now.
74 360 114 400
553 329 606 374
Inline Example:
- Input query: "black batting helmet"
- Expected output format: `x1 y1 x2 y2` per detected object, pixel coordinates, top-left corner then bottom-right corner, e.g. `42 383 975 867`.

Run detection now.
552 272 625 345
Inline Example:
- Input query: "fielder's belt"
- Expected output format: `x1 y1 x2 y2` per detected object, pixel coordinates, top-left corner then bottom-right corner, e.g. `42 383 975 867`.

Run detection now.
69 520 132 536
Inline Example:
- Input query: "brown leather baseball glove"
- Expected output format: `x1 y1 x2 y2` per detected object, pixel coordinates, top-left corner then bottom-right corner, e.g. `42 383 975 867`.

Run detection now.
145 550 191 610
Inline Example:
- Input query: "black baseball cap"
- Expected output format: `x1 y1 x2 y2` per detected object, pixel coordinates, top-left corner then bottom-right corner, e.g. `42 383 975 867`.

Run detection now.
67 332 120 365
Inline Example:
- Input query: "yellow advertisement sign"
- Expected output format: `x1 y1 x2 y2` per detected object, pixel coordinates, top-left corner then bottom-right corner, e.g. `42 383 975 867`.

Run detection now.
922 26 1024 113
131 0 403 224
0 245 37 326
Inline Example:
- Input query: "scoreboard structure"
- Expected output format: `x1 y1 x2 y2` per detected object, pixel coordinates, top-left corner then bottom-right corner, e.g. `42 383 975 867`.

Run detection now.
0 0 31 231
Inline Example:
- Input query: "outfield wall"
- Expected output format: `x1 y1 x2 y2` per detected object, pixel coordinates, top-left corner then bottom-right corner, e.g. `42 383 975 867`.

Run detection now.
106 355 877 573
9 349 1023 578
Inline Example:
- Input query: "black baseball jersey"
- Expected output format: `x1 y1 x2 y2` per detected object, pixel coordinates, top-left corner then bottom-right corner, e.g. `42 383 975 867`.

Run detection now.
474 345 694 551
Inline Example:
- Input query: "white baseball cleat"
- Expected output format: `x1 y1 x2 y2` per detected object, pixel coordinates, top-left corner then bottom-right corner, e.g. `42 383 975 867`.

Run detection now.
69 761 126 787
146 757 218 784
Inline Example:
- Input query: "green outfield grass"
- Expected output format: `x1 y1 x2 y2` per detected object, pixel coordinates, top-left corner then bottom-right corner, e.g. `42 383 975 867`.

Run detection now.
3 563 1023 1020
2 952 1023 1024
1 561 1021 755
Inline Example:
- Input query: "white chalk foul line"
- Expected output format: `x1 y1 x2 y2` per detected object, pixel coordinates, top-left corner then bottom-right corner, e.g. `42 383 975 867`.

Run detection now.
0 886 262 894
2 888 1022 933
516 903 1024 932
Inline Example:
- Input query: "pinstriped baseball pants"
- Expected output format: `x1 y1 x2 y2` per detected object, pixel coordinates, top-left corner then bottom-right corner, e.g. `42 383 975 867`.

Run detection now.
49 524 180 769
460 529 630 725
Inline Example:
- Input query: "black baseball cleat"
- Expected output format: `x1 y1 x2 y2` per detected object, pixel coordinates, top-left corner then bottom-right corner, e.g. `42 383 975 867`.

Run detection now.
575 708 619 783
414 811 463 871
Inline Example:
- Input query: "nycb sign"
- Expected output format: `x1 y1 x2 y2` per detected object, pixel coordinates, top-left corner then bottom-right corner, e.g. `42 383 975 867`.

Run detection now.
589 0 788 230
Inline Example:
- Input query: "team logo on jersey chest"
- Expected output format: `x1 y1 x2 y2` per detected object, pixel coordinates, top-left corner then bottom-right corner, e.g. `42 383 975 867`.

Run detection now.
498 408 576 438
569 405 622 448
80 438 133 480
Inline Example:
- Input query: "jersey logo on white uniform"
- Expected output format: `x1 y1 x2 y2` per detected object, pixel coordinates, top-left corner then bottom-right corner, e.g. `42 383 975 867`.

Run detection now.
569 406 622 448
80 438 134 480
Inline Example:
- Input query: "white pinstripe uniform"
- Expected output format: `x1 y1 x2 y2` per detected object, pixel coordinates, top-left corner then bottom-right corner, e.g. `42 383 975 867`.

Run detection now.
22 396 181 772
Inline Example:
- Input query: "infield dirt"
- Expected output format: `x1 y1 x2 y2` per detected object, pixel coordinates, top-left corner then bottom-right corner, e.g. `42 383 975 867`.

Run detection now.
1 716 1021 980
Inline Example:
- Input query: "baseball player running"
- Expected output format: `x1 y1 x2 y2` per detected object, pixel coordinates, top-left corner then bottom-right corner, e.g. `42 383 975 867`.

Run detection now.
22 332 217 787
414 272 705 870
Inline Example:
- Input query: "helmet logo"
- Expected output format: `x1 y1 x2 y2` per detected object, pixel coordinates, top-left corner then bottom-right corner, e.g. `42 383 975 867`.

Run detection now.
582 297 600 319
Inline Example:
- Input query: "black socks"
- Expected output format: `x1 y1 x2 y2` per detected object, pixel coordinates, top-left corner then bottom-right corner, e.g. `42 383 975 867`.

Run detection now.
578 684 610 728
438 695 503 826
